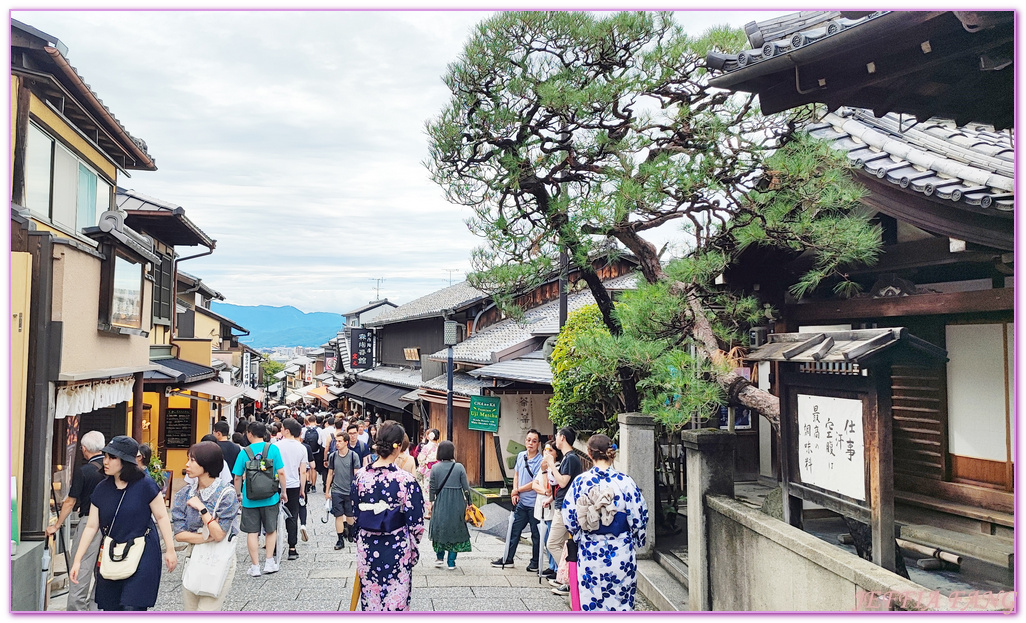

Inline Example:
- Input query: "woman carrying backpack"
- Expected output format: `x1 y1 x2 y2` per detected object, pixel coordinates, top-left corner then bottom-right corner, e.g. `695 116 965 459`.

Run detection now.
351 421 425 611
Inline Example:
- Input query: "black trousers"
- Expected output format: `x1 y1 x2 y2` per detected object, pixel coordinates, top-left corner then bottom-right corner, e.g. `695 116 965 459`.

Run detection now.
284 487 301 549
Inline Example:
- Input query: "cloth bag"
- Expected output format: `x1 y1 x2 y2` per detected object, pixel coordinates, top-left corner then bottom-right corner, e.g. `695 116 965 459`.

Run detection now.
464 503 485 528
99 485 149 581
182 487 237 597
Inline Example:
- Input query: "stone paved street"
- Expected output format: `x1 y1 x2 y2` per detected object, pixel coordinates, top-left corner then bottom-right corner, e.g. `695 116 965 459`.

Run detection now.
47 501 652 612
148 505 571 612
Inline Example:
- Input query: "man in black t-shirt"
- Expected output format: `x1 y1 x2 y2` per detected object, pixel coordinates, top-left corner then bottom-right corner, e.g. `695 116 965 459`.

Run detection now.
546 427 583 593
213 421 241 470
45 430 106 611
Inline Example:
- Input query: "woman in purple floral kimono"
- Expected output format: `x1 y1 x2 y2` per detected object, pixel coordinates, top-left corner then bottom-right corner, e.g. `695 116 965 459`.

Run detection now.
352 421 425 611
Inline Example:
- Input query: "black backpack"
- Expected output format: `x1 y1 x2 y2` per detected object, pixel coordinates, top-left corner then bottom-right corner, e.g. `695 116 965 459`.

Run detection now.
303 426 322 453
243 446 277 501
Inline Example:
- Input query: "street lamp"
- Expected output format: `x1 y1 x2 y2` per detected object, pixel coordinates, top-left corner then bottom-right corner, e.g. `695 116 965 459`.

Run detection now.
444 320 458 442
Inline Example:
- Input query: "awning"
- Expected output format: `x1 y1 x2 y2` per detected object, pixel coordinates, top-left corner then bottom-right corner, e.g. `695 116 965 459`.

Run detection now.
400 389 422 403
285 393 303 404
344 380 411 412
241 387 265 402
172 379 246 403
284 364 301 374
469 358 553 385
273 370 287 380
307 385 333 406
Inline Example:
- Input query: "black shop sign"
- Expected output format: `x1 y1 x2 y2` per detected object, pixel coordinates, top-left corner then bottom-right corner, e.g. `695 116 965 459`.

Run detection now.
350 328 374 370
163 408 194 449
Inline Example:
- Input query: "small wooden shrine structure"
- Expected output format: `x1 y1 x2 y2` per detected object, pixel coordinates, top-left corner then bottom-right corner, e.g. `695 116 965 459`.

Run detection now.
748 327 947 571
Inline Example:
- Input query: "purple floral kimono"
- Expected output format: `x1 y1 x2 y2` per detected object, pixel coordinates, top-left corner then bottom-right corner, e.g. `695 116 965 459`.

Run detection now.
351 463 425 611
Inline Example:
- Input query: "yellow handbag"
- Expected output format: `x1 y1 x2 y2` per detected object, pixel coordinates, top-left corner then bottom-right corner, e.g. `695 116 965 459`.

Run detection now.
465 503 485 528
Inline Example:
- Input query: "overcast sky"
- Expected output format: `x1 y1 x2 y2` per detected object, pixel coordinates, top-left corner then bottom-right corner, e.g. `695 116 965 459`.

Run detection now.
13 8 771 314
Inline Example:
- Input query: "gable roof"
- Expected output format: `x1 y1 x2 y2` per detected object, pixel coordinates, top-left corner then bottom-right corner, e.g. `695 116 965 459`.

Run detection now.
367 281 487 327
807 107 1013 250
706 11 1014 129
428 274 637 365
118 187 216 248
11 19 157 170
344 299 398 317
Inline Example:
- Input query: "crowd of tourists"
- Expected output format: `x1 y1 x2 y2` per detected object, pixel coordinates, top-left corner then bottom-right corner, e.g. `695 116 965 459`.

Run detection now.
55 410 648 613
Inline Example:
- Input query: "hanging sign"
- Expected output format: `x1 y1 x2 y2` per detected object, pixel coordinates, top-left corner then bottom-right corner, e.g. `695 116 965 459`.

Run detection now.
350 328 374 370
243 352 252 386
468 396 500 433
796 394 865 501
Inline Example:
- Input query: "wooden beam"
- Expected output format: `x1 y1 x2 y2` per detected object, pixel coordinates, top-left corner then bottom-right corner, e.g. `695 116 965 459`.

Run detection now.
787 288 1013 323
843 236 1000 276
867 368 895 571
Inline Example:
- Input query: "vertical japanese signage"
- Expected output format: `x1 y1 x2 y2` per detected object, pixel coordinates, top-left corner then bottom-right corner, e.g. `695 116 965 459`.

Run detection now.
468 396 500 432
796 394 865 501
243 352 251 386
350 328 374 370
305 363 313 383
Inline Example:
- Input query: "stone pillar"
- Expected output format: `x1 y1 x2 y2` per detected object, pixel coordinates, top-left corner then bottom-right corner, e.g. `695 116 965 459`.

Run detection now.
617 412 656 559
682 429 735 612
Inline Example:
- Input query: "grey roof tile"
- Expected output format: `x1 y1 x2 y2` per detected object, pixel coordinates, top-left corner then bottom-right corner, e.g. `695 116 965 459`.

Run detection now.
428 276 636 365
421 372 496 397
366 282 487 326
356 366 425 389
468 357 553 385
807 107 1014 213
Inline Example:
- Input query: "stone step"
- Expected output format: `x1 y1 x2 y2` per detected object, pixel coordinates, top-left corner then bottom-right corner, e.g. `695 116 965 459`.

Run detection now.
653 549 689 589
899 524 1014 570
637 559 689 611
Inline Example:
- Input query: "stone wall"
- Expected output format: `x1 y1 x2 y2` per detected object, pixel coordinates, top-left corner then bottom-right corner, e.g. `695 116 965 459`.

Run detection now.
706 495 1009 612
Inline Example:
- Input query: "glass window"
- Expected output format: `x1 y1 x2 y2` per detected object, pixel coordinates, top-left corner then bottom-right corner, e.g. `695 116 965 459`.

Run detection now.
51 144 79 230
111 255 143 329
77 163 98 229
25 124 53 215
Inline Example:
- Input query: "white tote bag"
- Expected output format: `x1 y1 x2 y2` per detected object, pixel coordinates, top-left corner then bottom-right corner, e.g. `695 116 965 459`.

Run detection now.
182 487 237 597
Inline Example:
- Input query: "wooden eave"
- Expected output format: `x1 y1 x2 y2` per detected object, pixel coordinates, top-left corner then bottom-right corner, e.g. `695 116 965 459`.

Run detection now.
709 11 1013 129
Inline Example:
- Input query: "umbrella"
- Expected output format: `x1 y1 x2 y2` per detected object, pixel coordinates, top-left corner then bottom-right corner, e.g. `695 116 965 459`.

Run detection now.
273 501 290 565
321 498 331 523
567 536 581 611
271 405 290 412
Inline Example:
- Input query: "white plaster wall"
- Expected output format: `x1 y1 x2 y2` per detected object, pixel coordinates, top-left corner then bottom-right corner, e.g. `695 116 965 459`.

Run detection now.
946 323 1009 462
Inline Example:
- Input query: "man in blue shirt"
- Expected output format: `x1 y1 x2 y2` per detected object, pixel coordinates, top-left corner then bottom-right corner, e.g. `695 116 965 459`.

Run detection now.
232 421 287 577
493 429 543 571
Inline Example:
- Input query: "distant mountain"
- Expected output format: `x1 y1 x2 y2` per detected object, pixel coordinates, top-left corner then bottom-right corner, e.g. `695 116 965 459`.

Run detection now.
211 302 342 349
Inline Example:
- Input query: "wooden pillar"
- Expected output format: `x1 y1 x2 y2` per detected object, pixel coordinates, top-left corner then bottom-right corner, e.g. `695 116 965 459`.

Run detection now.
867 366 895 571
131 371 145 442
779 373 802 529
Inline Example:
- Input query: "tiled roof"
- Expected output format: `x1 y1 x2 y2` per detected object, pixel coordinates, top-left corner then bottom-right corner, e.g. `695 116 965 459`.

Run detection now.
344 299 397 317
356 366 425 390
366 282 487 326
428 281 624 365
144 357 217 384
469 357 554 385
708 11 877 73
705 11 1014 130
807 108 1013 213
421 372 496 397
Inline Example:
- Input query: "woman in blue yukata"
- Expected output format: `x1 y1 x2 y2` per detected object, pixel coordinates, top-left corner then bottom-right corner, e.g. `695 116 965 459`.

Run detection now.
563 434 649 611
351 420 426 611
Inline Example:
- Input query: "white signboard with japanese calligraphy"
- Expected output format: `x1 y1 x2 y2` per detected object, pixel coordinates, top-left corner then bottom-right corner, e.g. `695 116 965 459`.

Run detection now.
797 394 866 501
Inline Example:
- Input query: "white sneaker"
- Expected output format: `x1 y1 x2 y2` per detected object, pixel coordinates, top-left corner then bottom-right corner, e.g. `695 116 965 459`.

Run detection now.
446 564 457 571
434 559 444 568
300 525 309 542
248 564 262 577
264 559 280 574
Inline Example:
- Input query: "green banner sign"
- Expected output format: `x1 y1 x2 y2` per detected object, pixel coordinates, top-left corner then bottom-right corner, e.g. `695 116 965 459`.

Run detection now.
468 395 500 433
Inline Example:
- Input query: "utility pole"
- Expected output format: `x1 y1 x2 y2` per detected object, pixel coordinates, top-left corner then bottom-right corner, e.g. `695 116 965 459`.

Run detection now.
369 277 385 300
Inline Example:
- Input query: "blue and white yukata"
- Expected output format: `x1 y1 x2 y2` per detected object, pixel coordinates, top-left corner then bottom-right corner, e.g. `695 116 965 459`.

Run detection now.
562 466 649 612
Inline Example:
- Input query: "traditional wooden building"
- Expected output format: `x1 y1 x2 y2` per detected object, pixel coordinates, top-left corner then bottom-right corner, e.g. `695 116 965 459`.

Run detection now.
706 8 1014 583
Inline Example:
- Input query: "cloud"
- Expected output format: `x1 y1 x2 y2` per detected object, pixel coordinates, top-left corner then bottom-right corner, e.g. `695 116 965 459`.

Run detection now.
13 8 762 315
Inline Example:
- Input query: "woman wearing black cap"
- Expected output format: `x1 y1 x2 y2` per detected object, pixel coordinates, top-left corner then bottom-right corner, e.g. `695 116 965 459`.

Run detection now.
69 435 178 611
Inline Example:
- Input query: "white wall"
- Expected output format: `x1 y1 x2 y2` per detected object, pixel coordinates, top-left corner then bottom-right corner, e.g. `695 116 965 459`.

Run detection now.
946 323 1011 462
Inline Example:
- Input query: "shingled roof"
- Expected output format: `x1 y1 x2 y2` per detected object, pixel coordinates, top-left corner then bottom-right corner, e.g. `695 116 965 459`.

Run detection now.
806 107 1013 250
706 11 1014 129
366 281 487 327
